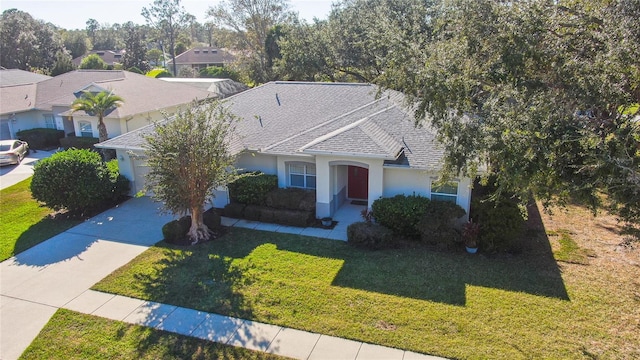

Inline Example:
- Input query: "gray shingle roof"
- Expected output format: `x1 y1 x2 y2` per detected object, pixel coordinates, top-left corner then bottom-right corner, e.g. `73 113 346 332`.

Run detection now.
0 69 51 87
1 70 214 116
99 81 445 170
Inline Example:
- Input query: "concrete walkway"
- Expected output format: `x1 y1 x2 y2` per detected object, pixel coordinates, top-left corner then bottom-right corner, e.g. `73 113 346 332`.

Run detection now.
1 197 445 360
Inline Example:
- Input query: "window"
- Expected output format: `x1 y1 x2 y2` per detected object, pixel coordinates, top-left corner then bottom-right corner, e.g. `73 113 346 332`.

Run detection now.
44 114 55 129
289 163 316 189
79 121 93 137
431 181 458 203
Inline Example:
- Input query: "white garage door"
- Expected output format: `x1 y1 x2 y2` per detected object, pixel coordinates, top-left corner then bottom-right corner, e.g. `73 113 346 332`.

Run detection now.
133 158 151 196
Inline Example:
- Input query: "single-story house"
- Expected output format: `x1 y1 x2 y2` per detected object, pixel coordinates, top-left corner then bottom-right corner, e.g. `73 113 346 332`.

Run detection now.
167 47 235 75
0 69 51 139
71 50 126 68
0 70 215 141
98 81 472 218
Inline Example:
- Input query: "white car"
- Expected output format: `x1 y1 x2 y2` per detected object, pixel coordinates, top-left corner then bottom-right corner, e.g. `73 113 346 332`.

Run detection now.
0 140 29 166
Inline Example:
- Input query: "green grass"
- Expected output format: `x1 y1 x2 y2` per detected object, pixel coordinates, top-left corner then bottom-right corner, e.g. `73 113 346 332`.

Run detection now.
548 230 596 265
92 226 640 359
0 178 81 261
20 309 289 360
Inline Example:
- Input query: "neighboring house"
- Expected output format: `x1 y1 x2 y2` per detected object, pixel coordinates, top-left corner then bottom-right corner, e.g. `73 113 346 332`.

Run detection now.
0 69 52 139
72 50 126 68
98 81 473 218
0 70 214 142
167 47 235 75
159 78 249 98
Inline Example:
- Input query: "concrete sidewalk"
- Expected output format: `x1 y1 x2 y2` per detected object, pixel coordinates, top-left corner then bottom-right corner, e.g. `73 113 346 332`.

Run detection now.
63 290 443 360
1 196 445 360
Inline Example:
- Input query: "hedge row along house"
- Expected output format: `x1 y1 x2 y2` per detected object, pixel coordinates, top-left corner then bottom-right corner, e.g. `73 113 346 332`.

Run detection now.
98 81 473 220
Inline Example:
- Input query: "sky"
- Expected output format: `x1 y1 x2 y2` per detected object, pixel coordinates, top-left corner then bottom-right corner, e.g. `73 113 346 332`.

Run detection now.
0 0 335 30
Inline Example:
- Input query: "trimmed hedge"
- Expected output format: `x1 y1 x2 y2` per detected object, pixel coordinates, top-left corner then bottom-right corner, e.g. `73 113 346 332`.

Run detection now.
371 195 432 238
228 204 313 227
347 222 393 250
265 188 315 211
228 172 278 205
16 128 64 149
59 136 99 149
162 217 191 243
162 209 222 245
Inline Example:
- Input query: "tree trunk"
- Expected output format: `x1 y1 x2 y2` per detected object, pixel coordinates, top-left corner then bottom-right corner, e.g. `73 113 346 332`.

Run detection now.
97 117 112 160
187 205 211 245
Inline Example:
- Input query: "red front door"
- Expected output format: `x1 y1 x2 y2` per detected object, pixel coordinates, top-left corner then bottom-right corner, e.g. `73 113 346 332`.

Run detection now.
348 166 368 200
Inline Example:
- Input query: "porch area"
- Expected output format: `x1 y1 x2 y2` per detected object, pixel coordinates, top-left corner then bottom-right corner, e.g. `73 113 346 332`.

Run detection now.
221 201 366 241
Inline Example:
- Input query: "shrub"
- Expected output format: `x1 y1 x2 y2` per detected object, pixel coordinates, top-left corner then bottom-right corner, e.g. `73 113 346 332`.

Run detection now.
203 209 221 230
162 216 191 244
163 212 220 244
127 66 143 74
273 208 314 227
371 194 432 238
199 66 241 82
347 222 393 250
30 149 128 214
265 187 316 211
417 201 466 247
16 128 64 149
146 68 172 78
243 204 263 221
106 159 130 201
228 172 278 205
471 196 526 252
59 136 99 149
224 203 245 218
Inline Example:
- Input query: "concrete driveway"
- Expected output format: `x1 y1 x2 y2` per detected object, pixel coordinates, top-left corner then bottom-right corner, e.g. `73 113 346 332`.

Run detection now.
0 196 175 360
0 149 56 190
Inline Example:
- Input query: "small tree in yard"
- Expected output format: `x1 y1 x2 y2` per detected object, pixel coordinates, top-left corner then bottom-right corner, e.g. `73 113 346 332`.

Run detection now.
143 100 240 244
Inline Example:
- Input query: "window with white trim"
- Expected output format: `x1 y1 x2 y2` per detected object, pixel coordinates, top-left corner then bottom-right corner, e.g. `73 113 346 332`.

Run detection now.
431 181 458 203
43 114 55 129
289 163 316 189
79 121 93 137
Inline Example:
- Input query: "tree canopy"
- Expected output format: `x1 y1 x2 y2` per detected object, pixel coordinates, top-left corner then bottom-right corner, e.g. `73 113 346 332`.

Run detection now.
208 0 295 83
376 0 640 224
142 0 192 75
0 9 65 71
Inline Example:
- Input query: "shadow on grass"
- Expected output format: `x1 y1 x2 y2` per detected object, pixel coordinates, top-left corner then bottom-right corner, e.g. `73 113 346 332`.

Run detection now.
130 241 258 320
278 199 569 305
9 216 82 264
123 200 567 311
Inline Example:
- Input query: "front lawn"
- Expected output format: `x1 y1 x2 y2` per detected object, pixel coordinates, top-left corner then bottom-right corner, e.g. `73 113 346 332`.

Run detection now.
0 178 81 261
20 309 288 360
93 202 640 359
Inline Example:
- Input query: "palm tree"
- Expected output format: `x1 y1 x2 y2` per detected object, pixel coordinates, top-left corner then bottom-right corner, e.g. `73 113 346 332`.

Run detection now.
71 90 124 144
